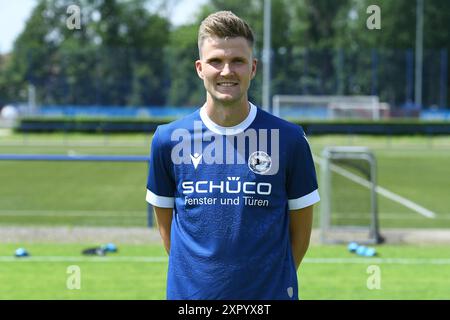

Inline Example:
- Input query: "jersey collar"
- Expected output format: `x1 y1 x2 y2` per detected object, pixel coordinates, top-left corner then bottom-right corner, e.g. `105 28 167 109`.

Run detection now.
199 102 257 136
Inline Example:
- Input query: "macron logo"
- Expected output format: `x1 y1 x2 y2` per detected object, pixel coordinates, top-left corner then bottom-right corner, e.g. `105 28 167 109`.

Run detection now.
190 153 202 169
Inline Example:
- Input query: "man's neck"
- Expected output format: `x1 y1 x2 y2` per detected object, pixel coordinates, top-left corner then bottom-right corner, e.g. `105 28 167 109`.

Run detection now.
204 97 250 127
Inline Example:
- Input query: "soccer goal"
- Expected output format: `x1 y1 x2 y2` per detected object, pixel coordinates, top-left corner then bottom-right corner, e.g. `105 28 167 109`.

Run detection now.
319 146 384 244
272 95 389 120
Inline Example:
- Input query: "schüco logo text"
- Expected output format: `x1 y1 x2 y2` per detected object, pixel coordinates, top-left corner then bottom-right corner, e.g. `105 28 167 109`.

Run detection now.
181 177 272 195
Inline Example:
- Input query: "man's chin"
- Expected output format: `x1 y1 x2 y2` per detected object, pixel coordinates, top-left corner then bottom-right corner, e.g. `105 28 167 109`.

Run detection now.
212 94 242 105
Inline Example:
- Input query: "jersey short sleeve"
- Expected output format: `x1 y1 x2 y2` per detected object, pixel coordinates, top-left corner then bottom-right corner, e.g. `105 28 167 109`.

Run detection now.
146 127 176 208
286 128 320 210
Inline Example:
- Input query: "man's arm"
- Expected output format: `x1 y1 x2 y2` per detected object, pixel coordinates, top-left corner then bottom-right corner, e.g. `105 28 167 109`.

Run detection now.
289 205 314 270
153 206 173 255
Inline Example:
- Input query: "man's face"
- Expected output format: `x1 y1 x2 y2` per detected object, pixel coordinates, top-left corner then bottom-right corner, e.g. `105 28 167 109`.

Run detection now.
196 36 257 106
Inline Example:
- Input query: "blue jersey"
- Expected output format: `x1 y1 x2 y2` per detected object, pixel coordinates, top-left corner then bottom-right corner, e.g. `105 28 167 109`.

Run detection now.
146 103 319 300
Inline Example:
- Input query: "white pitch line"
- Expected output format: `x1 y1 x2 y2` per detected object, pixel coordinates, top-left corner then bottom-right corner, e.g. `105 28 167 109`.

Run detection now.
375 187 436 218
314 156 436 219
1 210 447 219
333 213 450 220
0 142 148 147
1 256 450 265
0 209 145 217
303 258 450 265
0 256 168 263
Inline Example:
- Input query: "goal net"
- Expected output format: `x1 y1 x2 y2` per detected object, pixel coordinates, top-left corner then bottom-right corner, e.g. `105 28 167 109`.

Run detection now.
272 95 389 120
319 146 384 244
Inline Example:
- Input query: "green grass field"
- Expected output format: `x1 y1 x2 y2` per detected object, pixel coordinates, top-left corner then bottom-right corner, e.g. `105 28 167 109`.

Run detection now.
0 133 151 226
0 132 449 228
1 243 449 299
311 135 450 229
1 131 450 299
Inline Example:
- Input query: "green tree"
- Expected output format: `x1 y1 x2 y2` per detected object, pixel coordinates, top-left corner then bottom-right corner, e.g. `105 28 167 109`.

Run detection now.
2 1 59 104
166 24 205 106
332 0 450 107
1 0 170 106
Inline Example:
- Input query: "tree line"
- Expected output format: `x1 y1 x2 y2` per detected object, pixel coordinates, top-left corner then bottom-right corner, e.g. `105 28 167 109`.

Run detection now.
0 0 449 109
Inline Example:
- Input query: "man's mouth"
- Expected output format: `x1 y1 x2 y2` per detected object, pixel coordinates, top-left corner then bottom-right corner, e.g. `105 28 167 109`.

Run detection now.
217 81 238 87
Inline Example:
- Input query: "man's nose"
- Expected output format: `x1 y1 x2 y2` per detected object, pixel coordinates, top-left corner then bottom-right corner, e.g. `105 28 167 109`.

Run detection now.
220 63 233 76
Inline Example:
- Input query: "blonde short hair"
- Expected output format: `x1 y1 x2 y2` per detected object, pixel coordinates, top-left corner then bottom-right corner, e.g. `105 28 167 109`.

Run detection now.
198 11 254 55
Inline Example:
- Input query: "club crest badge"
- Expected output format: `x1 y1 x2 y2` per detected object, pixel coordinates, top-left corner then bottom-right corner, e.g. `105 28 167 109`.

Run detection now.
248 151 272 174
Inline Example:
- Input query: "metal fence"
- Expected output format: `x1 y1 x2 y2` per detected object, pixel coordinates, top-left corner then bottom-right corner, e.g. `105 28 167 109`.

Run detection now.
16 47 449 111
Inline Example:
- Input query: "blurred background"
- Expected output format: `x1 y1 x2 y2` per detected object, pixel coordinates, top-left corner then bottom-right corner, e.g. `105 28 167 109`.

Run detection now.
1 0 449 119
0 0 449 300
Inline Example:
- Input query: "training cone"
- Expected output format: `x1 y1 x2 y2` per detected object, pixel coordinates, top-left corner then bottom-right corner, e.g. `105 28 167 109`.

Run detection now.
102 243 118 253
15 248 29 257
347 242 359 253
356 245 367 256
364 247 377 257
82 247 106 256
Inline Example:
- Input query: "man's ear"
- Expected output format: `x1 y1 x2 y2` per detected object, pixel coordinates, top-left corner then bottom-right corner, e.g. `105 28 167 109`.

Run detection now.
251 58 258 79
195 60 204 79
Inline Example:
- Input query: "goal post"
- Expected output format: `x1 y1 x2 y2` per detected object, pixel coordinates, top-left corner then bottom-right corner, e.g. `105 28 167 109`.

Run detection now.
320 146 384 244
272 95 389 120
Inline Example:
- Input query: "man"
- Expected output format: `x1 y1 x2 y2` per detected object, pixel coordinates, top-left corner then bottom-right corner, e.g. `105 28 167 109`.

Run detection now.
146 11 319 300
